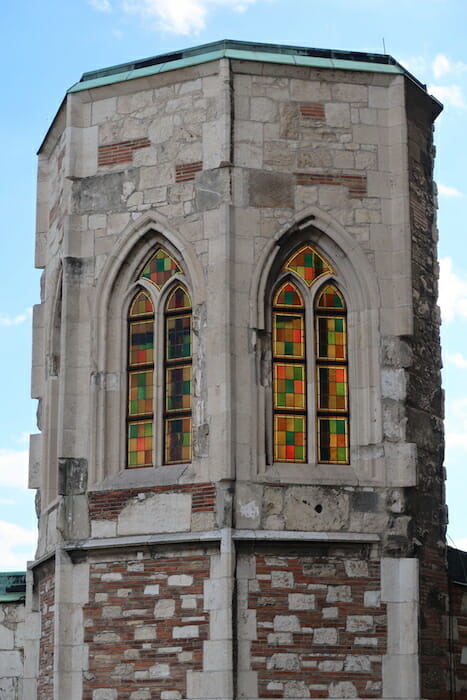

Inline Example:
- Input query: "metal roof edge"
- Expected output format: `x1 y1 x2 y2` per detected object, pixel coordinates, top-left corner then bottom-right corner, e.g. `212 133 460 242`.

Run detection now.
68 45 406 94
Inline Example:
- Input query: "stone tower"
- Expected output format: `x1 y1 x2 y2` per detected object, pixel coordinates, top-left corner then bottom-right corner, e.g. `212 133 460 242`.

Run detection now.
24 40 448 699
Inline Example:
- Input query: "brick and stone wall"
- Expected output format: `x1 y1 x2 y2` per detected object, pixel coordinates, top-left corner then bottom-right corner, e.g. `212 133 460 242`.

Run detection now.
37 568 55 700
83 552 211 700
238 544 385 699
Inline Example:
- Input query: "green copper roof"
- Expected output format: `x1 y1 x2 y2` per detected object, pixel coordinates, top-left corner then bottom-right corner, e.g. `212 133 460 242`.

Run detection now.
68 39 419 94
0 572 26 602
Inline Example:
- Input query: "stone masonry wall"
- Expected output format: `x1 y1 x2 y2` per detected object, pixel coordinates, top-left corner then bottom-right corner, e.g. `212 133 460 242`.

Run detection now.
405 81 448 697
237 544 385 699
0 601 25 700
83 552 210 700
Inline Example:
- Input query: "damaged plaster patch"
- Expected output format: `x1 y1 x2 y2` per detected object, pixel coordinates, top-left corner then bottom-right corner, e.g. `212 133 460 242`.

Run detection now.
239 500 260 520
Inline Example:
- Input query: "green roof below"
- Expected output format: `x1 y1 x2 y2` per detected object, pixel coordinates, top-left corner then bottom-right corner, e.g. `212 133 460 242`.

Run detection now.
0 572 26 602
68 39 417 94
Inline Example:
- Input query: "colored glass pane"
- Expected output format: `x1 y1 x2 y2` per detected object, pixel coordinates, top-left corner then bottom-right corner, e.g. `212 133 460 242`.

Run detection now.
316 316 346 360
166 315 191 360
284 245 333 287
165 417 192 464
316 284 346 310
273 313 304 359
129 290 154 318
317 366 347 412
128 420 153 468
274 281 304 308
273 364 305 409
167 285 192 311
274 414 306 463
129 320 154 367
141 248 181 289
318 417 349 464
166 366 192 412
128 370 154 416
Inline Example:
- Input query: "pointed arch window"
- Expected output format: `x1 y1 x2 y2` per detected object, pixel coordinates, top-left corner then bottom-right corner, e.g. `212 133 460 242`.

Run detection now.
271 244 349 465
127 248 192 468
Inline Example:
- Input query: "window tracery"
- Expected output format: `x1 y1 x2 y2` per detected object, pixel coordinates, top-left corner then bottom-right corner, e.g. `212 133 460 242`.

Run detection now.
271 245 349 465
126 249 192 468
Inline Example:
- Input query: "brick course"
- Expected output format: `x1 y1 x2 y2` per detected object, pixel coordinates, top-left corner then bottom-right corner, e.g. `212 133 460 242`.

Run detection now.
88 483 216 521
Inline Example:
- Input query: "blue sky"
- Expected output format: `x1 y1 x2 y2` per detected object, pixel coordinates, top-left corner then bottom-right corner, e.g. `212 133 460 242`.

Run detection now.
1 0 466 570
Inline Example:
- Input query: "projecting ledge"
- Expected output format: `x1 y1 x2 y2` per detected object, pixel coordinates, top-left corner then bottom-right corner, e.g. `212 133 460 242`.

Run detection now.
32 529 380 561
233 530 380 542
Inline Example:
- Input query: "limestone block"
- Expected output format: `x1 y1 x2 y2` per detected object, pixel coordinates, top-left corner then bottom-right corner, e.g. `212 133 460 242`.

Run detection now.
322 607 338 619
117 493 191 535
0 678 17 700
319 659 343 672
364 590 381 608
386 601 418 654
314 628 338 645
203 640 231 671
325 102 351 127
283 680 310 697
144 585 160 595
173 625 198 638
149 663 170 678
284 486 349 531
134 626 157 641
168 575 192 587
344 560 369 577
347 616 373 632
271 571 294 588
28 433 41 489
329 680 358 697
248 170 294 209
251 97 278 122
327 586 352 603
288 593 316 610
273 615 300 632
344 654 371 672
382 653 420 698
381 558 418 603
381 368 407 401
237 670 258 697
0 651 23 677
0 624 14 649
186 669 233 698
266 653 300 671
154 600 175 619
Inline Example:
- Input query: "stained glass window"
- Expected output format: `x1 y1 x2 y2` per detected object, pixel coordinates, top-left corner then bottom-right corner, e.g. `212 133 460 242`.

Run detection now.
272 281 306 463
141 248 181 290
127 290 154 468
284 244 334 287
164 285 192 464
272 247 349 466
126 250 192 469
315 284 349 464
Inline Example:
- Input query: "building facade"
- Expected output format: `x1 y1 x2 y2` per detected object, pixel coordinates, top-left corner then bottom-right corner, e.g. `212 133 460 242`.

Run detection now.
8 40 463 698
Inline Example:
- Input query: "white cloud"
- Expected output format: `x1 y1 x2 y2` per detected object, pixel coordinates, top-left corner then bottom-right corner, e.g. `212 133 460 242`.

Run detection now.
438 184 463 198
0 308 32 327
432 53 467 79
428 84 466 109
121 0 258 34
88 0 112 10
0 520 36 571
0 450 29 489
447 352 467 369
399 56 427 79
438 257 467 323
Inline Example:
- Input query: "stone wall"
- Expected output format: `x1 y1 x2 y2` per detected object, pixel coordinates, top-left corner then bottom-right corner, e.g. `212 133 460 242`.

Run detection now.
0 601 25 700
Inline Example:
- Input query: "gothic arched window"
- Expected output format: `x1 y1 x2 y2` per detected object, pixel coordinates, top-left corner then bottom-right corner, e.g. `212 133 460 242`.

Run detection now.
127 248 192 468
271 244 349 465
